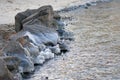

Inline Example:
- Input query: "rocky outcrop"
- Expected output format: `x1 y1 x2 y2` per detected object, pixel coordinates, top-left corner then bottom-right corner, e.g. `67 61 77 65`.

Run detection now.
0 5 73 80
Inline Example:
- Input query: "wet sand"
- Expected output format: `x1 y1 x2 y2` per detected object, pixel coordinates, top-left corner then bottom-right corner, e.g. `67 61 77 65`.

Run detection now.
25 0 120 80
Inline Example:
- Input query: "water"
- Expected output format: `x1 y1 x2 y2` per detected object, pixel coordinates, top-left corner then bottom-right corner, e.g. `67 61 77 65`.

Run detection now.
25 0 120 80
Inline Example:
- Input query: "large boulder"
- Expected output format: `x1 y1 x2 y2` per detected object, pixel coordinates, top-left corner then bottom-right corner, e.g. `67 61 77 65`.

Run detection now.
15 5 59 32
2 41 34 73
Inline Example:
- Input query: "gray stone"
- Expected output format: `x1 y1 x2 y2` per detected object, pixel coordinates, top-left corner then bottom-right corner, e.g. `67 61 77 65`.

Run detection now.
2 56 20 72
2 41 34 73
35 55 45 64
12 22 60 46
49 44 61 54
40 48 54 60
60 31 74 41
0 58 14 80
15 5 58 32
22 40 46 64
13 73 22 80
58 40 69 52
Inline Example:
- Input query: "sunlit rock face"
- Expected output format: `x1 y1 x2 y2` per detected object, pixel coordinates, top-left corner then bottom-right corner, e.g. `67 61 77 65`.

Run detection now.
2 41 34 73
0 58 14 80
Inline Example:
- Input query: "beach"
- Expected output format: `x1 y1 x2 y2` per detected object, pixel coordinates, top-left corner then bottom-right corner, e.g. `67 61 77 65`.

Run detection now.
0 0 120 80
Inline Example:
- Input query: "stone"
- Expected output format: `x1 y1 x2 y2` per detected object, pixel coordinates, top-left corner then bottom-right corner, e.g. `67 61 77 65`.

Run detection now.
22 5 54 25
24 20 59 45
15 9 37 32
2 56 20 72
58 40 69 52
15 5 57 32
12 22 60 46
61 31 74 41
38 44 46 51
35 55 45 64
2 41 34 73
53 11 61 20
0 58 14 80
13 73 22 80
20 38 45 64
17 36 52 64
49 44 61 54
86 3 91 6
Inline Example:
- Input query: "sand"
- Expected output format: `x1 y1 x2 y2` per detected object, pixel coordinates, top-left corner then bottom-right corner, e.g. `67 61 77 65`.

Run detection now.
25 0 120 80
0 0 98 24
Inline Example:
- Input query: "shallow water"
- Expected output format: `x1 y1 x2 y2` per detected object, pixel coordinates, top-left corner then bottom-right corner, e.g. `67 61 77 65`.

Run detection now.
25 0 120 80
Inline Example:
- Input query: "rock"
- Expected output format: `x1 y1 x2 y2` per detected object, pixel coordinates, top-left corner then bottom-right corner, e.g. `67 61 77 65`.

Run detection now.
22 5 54 26
13 73 22 80
57 29 66 36
61 31 74 40
12 22 60 46
2 56 20 72
40 48 54 60
14 5 63 47
86 3 91 6
15 8 37 32
53 11 61 20
21 38 45 64
58 40 69 52
2 41 34 73
35 55 45 64
0 58 14 80
15 5 58 32
49 44 61 54
38 44 46 51
57 29 74 41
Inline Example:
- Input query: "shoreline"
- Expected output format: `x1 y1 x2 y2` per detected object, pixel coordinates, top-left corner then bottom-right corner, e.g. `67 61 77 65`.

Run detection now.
25 0 120 79
0 0 111 25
